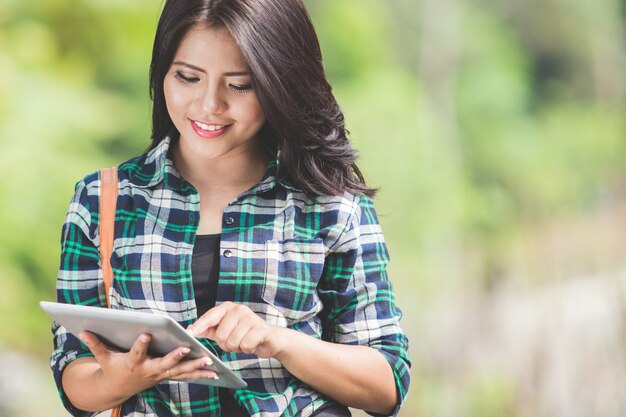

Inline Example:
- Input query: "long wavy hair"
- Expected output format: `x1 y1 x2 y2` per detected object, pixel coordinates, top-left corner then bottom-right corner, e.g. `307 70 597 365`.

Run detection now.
149 0 375 197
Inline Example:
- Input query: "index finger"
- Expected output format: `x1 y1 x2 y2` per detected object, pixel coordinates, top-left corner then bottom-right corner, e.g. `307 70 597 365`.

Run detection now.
187 303 230 337
79 331 117 360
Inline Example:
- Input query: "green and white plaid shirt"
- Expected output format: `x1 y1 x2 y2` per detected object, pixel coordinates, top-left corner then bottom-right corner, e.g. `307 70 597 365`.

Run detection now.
51 136 410 417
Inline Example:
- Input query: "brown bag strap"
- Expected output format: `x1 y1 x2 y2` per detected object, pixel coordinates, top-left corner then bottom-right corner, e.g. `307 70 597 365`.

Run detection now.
99 167 118 309
99 167 123 417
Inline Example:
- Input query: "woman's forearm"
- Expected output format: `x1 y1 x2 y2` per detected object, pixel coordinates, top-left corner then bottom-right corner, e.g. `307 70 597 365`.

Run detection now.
62 358 128 412
274 328 397 415
188 302 399 414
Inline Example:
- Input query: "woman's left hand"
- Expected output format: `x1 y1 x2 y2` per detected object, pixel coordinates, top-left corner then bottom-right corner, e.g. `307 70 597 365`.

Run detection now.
187 301 287 358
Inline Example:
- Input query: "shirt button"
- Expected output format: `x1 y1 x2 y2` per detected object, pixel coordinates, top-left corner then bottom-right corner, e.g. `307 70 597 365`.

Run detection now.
223 249 233 258
225 216 235 225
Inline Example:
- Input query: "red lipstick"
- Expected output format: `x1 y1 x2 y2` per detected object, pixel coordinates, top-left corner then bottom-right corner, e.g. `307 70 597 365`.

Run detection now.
190 119 232 139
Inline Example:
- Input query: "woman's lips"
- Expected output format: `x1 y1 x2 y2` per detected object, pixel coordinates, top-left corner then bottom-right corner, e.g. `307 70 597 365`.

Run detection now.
190 119 232 139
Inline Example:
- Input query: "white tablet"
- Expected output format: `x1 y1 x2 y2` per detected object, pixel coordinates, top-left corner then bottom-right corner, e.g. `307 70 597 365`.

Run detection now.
40 301 247 389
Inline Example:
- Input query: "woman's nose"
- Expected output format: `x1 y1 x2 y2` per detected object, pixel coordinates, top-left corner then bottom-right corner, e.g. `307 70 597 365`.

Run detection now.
198 84 227 114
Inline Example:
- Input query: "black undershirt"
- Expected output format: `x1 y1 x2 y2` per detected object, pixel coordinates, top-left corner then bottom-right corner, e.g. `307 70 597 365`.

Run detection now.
192 234 248 416
191 234 351 417
192 234 221 317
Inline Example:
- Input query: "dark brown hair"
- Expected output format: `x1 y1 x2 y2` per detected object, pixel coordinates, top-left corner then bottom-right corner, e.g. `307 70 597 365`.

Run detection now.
149 0 375 197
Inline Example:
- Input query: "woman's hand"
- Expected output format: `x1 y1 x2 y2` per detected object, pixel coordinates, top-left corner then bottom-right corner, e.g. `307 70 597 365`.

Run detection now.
186 302 397 414
187 301 287 358
78 331 218 402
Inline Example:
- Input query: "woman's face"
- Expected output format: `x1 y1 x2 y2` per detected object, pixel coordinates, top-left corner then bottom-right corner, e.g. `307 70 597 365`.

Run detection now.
163 24 266 161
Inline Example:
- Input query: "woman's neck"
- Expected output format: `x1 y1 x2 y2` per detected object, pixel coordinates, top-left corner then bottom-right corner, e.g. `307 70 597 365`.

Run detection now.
171 136 271 195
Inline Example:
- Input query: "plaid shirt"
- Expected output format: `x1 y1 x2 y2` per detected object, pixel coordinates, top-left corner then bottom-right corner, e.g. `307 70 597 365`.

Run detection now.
51 136 410 417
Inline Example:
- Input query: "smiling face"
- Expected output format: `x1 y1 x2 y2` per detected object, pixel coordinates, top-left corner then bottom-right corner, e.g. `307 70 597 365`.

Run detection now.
163 23 266 163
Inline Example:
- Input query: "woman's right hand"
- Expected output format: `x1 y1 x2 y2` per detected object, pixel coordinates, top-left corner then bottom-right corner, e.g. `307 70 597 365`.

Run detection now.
78 331 217 402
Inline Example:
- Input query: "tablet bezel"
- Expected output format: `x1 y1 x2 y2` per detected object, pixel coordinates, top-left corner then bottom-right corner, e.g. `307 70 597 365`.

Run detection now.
40 301 247 389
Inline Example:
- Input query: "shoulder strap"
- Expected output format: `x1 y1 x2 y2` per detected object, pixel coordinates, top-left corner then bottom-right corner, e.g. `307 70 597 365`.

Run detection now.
99 167 123 417
99 167 118 309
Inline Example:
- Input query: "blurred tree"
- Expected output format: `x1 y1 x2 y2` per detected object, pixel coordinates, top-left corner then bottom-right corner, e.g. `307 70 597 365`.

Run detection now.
0 0 156 352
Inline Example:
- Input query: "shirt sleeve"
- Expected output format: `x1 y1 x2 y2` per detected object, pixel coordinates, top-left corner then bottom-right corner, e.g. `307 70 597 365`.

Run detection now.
318 195 411 417
50 177 103 417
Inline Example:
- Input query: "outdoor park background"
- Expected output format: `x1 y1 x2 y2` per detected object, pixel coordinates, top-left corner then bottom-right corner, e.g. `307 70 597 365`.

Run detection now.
1 0 626 416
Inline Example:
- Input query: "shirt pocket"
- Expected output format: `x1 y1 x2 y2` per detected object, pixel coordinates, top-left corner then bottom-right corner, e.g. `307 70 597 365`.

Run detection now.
262 238 326 324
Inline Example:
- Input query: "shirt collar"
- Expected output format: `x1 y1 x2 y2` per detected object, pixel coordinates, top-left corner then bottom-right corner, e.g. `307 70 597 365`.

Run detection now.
130 135 185 190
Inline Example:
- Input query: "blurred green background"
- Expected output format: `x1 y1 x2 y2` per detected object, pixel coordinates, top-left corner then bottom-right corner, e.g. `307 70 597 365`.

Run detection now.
2 0 626 416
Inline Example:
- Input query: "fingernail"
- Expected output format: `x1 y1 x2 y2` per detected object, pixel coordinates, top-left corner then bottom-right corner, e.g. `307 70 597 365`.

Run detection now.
212 374 219 380
141 334 150 343
180 347 190 356
186 328 195 336
203 359 213 367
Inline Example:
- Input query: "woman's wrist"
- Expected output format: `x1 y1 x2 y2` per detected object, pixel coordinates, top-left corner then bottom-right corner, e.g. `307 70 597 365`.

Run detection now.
271 326 305 365
94 368 133 409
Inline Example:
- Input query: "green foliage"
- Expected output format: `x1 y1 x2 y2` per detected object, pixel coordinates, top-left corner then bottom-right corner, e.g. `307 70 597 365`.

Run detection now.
468 374 517 417
410 373 517 417
0 1 155 355
306 0 395 82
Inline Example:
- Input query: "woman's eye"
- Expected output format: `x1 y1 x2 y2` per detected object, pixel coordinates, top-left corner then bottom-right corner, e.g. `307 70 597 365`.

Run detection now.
174 71 200 84
229 84 253 93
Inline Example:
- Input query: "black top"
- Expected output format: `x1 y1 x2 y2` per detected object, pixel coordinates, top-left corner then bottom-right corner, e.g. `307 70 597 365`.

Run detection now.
191 234 350 417
192 234 248 416
192 234 221 317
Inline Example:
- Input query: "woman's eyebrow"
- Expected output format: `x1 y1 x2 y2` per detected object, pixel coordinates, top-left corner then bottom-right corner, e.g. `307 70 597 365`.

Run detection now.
172 61 250 76
224 70 250 76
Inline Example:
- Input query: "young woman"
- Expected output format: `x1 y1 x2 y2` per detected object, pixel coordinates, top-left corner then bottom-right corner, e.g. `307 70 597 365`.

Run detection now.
50 1 410 416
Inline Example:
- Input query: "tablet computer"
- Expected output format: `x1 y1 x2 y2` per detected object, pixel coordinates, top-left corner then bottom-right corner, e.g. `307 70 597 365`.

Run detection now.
40 301 247 389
